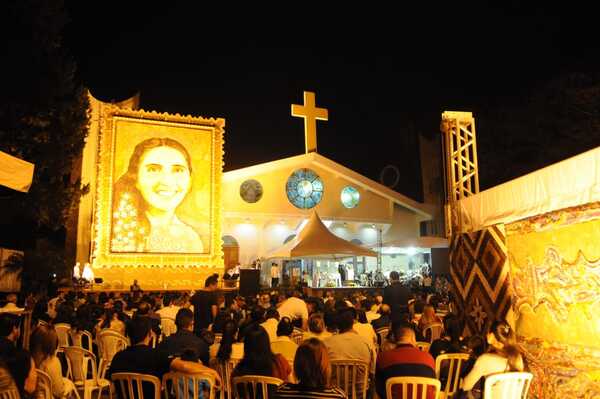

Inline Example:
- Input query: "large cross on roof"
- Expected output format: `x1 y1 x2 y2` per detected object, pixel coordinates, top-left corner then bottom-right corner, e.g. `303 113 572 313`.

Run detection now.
291 91 328 153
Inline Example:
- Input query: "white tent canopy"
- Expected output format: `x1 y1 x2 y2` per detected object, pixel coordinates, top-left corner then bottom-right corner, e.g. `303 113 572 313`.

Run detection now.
458 146 600 233
265 212 378 260
0 151 34 193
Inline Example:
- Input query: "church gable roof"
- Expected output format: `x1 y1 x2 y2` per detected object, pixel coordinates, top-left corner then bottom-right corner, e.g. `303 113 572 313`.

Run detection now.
223 152 432 218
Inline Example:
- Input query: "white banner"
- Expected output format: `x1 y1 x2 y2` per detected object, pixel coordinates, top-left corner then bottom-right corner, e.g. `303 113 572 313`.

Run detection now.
0 150 35 192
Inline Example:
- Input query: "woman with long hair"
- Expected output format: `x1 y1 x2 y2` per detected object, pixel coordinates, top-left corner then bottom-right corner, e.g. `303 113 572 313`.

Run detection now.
95 308 126 336
303 313 332 341
429 314 464 359
460 320 525 396
111 137 204 253
232 325 290 381
274 338 346 398
417 304 442 332
210 319 244 362
30 325 75 398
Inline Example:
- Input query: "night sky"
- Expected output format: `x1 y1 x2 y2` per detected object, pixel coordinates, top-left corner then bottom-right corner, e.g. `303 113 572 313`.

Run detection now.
63 3 600 202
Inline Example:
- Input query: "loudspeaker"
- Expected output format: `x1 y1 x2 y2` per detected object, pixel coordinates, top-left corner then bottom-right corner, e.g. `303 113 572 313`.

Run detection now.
239 269 260 297
94 278 104 284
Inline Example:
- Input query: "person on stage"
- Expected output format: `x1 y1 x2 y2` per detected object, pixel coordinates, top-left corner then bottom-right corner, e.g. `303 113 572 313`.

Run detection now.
338 264 347 287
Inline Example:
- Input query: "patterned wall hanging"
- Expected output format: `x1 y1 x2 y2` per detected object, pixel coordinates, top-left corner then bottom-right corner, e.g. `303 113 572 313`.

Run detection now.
449 224 512 336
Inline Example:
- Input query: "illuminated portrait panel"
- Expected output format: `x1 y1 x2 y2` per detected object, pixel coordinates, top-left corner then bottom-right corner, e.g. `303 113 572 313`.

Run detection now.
93 107 224 269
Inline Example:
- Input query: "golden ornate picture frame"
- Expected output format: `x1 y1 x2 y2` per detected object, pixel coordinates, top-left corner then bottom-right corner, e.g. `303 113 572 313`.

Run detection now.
92 107 224 274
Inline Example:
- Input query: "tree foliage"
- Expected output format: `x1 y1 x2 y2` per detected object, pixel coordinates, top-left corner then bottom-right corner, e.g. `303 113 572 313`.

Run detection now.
0 0 89 281
477 73 600 189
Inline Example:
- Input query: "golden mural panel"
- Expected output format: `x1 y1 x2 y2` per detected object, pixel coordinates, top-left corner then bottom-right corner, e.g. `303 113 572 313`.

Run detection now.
507 203 600 398
92 107 224 287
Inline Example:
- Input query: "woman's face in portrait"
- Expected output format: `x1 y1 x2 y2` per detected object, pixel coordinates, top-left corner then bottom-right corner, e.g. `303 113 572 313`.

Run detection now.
136 146 191 213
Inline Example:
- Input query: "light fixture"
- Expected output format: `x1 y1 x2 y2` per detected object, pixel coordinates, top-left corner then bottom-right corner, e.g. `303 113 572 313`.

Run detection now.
406 246 417 256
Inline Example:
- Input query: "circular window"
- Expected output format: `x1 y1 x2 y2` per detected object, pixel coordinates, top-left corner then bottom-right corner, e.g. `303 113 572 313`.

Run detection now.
341 186 360 208
286 168 324 209
240 179 263 203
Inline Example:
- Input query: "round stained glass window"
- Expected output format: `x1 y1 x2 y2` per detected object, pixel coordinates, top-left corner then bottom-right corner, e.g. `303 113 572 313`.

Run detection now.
341 186 360 208
240 179 263 203
286 168 324 209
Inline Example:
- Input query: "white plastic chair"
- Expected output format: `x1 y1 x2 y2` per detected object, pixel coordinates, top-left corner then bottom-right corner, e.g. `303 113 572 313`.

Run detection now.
376 327 390 347
111 372 160 399
435 353 470 398
36 369 53 399
231 375 283 399
385 376 441 399
160 318 177 339
55 323 72 348
69 329 94 353
423 323 444 343
63 346 111 399
330 359 369 399
483 372 533 399
291 328 304 345
0 388 19 399
209 358 239 399
96 329 129 379
415 342 431 352
162 371 220 399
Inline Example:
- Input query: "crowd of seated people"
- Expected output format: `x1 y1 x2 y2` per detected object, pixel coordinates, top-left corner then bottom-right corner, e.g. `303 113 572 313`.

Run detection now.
0 269 528 399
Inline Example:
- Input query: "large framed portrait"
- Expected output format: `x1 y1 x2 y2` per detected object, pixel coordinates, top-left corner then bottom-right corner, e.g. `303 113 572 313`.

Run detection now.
92 107 224 269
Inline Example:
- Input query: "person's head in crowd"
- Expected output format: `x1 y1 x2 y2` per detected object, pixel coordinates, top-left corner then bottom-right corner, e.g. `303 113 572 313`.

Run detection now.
100 308 117 329
259 292 272 308
98 292 108 305
378 303 391 316
336 308 355 333
180 348 199 363
355 309 368 324
294 338 332 389
217 319 238 362
306 298 320 314
334 299 349 311
238 326 277 376
250 307 265 323
465 335 485 358
487 320 524 371
211 310 231 334
443 315 463 343
361 299 373 312
136 301 151 316
205 273 219 289
0 313 20 343
127 316 153 345
276 317 294 338
54 302 75 324
162 294 172 307
5 293 18 305
308 313 326 334
421 304 438 323
29 324 58 367
393 322 417 346
265 308 280 321
4 349 37 396
175 308 194 332
323 309 337 333
389 271 400 283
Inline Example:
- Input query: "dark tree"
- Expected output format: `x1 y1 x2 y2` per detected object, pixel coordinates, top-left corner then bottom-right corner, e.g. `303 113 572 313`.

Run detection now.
0 0 89 286
477 73 600 189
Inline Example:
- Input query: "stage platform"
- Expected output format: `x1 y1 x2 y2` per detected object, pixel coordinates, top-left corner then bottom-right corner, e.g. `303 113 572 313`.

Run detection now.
302 285 384 298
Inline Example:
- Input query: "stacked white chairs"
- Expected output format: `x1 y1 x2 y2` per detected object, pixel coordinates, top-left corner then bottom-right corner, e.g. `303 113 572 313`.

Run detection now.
209 358 239 399
69 329 94 353
160 318 177 339
54 323 72 349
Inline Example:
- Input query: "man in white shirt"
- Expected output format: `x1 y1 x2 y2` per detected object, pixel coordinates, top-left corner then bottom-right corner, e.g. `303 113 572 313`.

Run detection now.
276 294 309 330
0 294 24 313
47 291 65 319
156 294 180 320
271 263 280 288
259 308 280 342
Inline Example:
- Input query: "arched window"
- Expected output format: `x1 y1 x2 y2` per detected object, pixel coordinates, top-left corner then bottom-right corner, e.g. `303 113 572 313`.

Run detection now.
222 235 239 247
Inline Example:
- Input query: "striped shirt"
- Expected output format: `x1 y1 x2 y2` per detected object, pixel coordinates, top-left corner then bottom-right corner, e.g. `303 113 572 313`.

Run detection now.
274 384 347 399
